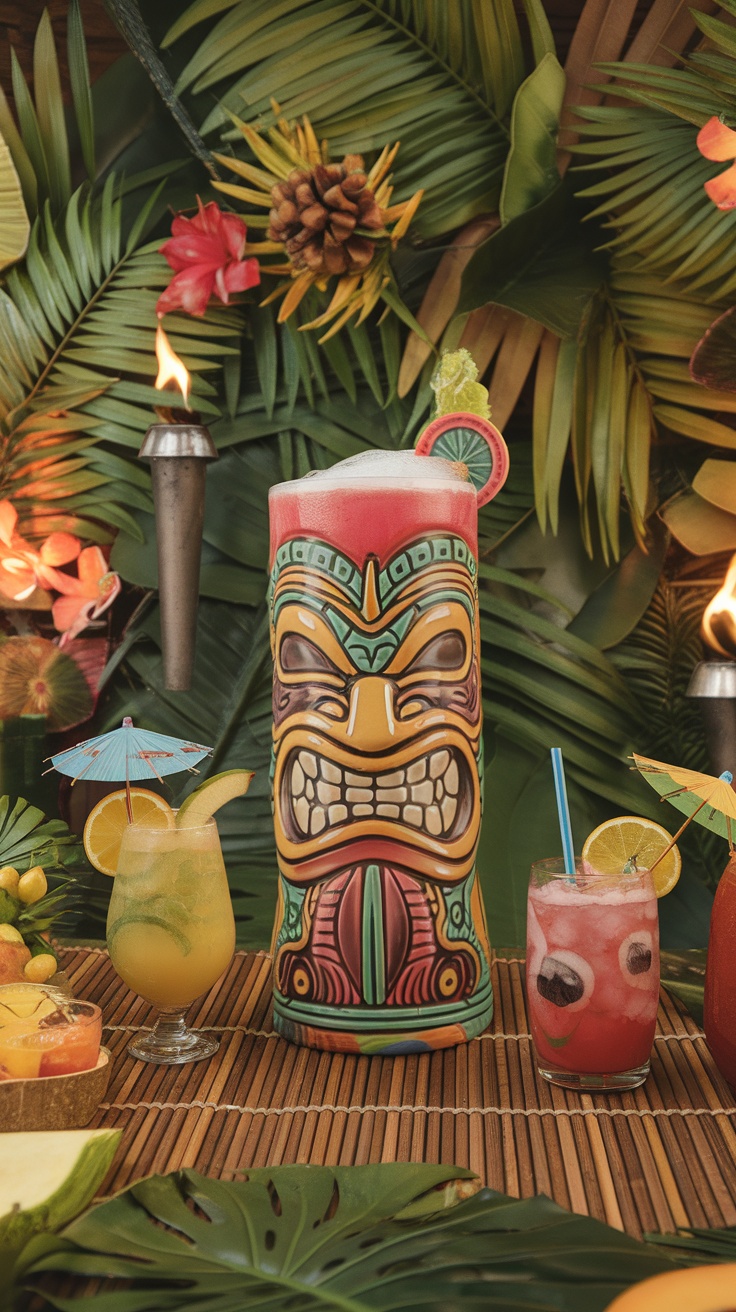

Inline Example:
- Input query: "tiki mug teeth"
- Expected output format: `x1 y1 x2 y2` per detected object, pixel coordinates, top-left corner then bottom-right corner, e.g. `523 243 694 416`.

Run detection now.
268 451 493 1054
138 424 218 692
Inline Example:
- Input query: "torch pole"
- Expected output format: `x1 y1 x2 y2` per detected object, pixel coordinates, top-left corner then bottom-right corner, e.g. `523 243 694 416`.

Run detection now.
138 422 218 691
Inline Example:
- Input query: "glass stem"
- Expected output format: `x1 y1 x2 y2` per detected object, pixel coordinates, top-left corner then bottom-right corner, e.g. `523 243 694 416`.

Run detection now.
151 1008 191 1048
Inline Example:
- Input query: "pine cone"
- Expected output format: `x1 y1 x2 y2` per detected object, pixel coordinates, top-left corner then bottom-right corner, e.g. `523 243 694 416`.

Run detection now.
269 155 384 276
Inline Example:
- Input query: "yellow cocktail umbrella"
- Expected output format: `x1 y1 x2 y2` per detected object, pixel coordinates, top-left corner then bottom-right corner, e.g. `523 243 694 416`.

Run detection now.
633 753 736 846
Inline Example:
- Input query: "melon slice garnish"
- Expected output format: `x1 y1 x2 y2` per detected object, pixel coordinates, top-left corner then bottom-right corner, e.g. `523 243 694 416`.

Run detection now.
175 769 254 829
0 1128 120 1291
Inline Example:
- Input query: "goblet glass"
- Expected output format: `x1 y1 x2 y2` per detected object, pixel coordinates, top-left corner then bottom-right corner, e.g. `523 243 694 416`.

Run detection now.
107 818 235 1064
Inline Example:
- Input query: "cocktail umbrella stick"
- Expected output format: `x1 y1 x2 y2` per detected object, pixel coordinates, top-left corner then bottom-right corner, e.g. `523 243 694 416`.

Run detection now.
649 798 710 872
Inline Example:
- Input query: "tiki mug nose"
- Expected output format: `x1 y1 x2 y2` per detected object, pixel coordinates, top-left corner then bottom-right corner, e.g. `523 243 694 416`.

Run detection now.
346 676 396 750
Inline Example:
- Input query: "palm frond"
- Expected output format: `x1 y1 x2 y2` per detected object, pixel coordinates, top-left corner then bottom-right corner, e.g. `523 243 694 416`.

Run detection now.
0 127 29 272
2 4 93 219
609 577 723 889
531 257 736 561
0 186 238 543
164 0 541 238
573 106 736 301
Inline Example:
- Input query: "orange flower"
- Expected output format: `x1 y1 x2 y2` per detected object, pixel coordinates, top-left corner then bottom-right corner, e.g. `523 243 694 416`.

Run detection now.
0 499 80 602
51 547 121 645
696 117 736 209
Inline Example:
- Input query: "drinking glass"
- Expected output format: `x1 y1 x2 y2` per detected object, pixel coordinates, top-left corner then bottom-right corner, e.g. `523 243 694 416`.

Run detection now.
107 818 235 1064
0 995 101 1079
526 857 660 1091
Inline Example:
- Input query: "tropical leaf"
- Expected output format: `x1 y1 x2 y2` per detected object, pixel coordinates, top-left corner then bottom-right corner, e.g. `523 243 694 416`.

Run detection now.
164 0 541 239
0 794 82 877
2 5 87 218
609 576 722 904
0 126 29 271
0 187 238 544
573 107 733 300
19 1165 677 1311
529 257 736 559
652 1218 736 1262
458 180 605 339
661 490 736 554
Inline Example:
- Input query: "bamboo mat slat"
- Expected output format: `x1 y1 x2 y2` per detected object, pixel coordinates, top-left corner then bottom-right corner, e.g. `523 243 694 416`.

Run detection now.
58 947 736 1239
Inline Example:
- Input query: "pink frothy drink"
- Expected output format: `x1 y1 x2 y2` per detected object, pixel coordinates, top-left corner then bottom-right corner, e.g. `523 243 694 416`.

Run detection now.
269 450 478 564
526 860 659 1090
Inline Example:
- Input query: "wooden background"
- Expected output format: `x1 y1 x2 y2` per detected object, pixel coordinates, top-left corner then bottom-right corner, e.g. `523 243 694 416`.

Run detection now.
0 2 655 102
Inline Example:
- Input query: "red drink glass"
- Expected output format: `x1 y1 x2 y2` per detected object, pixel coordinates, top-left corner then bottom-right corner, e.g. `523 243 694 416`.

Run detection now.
0 995 102 1080
526 858 660 1090
269 450 493 1053
704 853 736 1089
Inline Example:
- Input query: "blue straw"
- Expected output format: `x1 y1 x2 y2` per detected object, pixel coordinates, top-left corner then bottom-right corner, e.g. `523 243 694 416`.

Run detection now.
551 747 575 875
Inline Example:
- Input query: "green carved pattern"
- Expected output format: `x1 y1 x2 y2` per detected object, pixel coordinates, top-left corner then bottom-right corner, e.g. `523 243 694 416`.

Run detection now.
325 605 415 673
378 536 476 608
269 538 363 609
270 535 475 619
274 974 494 1034
362 864 386 1006
441 873 491 994
275 876 307 953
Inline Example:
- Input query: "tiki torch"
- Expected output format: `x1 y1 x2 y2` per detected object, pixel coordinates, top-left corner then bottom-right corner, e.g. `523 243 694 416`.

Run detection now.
138 325 218 691
687 554 736 776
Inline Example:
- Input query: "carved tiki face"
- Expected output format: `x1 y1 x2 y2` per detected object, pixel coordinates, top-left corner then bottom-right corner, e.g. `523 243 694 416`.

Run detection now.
270 535 482 888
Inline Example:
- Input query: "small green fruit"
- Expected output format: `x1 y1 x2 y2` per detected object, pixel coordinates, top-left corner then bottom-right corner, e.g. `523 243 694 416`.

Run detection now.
0 888 21 925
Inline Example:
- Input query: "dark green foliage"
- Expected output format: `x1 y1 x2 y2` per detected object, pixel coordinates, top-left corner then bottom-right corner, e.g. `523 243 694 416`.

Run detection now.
19 1164 678 1311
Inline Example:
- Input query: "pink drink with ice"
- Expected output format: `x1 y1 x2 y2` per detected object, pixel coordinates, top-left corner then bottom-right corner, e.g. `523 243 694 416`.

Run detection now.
527 864 659 1081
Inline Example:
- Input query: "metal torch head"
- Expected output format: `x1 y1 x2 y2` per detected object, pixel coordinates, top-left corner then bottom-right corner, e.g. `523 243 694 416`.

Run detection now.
138 423 218 692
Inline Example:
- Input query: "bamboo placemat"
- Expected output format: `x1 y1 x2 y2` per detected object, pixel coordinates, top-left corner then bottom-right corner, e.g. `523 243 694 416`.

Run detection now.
60 946 736 1239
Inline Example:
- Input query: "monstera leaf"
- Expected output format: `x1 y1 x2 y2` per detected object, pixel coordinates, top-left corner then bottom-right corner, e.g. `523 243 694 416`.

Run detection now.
20 1165 678 1311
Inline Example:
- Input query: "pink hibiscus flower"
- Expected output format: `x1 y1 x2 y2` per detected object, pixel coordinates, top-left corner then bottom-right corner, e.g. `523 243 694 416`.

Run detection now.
51 546 121 645
697 117 736 209
0 499 80 602
156 199 261 317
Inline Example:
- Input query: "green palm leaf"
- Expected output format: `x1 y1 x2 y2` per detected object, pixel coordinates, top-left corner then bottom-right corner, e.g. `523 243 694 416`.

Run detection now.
163 0 540 238
19 1165 678 1311
0 127 29 272
0 186 238 543
574 106 735 300
610 577 723 894
2 3 92 219
0 795 82 877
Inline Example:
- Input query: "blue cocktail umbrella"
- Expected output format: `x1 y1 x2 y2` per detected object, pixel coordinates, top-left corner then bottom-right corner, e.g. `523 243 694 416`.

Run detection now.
47 716 212 792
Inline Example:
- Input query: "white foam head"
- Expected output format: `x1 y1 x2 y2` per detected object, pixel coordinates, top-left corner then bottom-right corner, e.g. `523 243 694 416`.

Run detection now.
271 449 471 495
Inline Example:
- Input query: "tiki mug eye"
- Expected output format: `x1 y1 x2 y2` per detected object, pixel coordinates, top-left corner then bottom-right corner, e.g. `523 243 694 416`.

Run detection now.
404 631 467 675
280 633 341 676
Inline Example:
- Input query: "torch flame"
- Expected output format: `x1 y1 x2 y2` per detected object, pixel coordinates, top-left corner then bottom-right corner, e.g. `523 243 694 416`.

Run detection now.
703 553 736 658
155 323 190 409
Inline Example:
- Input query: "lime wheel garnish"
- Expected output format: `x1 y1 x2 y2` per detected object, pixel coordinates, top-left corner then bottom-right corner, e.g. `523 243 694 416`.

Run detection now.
415 412 510 507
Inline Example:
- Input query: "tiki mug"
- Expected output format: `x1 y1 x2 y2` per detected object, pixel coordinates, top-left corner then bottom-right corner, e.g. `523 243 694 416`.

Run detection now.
269 430 505 1053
